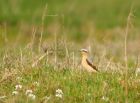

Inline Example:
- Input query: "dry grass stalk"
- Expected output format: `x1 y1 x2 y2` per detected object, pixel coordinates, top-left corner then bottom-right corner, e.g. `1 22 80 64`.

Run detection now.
0 68 15 83
31 26 37 51
32 53 47 68
124 6 134 103
20 48 24 70
54 32 57 69
64 40 70 68
38 4 48 53
72 52 75 68
134 55 139 71
105 57 113 71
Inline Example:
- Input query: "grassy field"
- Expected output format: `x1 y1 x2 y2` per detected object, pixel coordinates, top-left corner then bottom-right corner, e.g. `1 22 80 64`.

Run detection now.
0 0 140 103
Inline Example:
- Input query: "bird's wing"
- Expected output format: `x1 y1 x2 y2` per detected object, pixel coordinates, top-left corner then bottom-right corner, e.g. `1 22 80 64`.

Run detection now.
86 58 98 71
88 57 93 63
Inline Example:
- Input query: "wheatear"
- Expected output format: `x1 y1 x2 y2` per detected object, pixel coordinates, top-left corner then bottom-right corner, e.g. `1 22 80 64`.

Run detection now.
80 49 98 72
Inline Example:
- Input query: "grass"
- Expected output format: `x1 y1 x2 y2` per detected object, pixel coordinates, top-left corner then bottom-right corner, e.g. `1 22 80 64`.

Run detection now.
0 37 140 102
0 63 139 103
0 0 139 33
0 0 140 103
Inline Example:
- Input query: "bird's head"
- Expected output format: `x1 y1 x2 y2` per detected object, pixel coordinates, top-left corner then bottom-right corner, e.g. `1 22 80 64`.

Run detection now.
80 49 89 57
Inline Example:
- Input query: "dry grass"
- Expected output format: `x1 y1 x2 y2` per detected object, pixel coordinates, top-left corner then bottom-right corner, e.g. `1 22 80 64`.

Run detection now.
0 30 140 102
0 4 140 103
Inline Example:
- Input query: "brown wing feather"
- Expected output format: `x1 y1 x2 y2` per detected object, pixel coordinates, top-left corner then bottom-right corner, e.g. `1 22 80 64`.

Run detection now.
86 59 98 71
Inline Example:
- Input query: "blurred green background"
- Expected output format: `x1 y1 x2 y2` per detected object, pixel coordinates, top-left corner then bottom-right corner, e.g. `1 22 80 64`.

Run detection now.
0 0 139 42
1 0 139 26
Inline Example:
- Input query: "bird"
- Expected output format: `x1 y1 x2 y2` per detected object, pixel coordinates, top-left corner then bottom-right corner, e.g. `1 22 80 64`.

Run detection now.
80 49 98 72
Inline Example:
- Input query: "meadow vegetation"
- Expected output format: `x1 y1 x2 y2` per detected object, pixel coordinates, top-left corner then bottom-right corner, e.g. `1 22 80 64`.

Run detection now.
0 0 140 103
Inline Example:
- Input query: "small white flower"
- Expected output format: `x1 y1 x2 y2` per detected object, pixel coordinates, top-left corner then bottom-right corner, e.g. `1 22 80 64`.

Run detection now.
56 89 63 94
135 68 140 77
55 89 63 98
15 84 22 90
33 81 40 87
28 93 36 100
12 91 19 95
55 93 63 98
25 89 33 95
101 96 109 101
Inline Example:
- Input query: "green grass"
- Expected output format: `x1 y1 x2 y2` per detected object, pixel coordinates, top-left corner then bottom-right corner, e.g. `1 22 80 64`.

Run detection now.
0 40 140 103
0 0 140 103
0 0 139 30
0 65 139 103
0 0 140 42
0 67 140 103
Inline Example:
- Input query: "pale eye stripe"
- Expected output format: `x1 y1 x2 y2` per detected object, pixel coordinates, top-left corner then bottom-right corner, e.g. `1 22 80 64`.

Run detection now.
81 49 88 52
